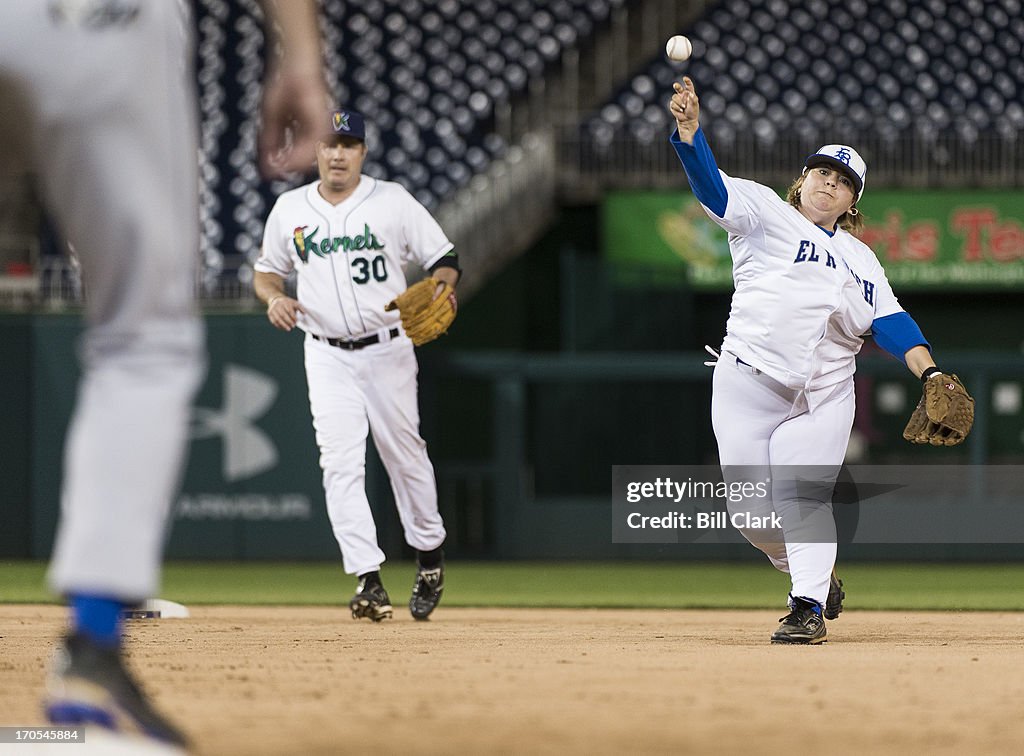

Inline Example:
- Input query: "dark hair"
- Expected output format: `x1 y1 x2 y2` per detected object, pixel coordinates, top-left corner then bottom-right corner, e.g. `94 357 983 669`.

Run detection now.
785 172 865 235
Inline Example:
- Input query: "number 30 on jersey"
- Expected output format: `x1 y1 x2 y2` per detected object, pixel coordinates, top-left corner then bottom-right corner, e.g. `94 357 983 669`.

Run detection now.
351 255 388 283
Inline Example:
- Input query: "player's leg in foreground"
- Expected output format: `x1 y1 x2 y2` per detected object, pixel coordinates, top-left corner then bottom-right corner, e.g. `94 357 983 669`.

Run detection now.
46 626 190 746
363 339 447 619
29 4 203 745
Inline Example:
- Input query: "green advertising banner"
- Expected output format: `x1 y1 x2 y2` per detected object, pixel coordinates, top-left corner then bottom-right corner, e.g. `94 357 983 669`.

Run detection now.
604 190 1024 290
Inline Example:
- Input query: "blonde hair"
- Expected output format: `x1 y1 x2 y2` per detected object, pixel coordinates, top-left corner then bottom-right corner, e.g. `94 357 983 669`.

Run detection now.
785 172 865 235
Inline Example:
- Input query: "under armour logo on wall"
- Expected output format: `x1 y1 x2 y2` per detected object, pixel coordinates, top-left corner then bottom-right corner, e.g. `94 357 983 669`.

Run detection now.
191 364 279 482
834 147 852 164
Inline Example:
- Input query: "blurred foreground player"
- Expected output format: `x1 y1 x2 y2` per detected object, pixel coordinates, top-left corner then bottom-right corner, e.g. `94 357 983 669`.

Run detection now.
0 1 327 747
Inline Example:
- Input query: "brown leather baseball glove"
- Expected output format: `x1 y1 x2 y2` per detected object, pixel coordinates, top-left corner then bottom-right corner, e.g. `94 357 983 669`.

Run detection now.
384 276 456 346
902 372 975 446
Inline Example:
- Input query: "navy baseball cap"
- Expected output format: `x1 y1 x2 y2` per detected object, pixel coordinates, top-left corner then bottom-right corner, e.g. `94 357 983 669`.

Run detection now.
804 144 866 200
329 109 365 141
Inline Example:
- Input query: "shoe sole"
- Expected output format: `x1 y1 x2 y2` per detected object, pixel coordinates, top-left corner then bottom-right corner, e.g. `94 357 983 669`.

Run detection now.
770 634 827 645
409 596 441 621
349 600 393 622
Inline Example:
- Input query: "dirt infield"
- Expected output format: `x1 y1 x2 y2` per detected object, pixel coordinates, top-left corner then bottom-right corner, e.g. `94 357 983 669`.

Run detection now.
2 605 1023 755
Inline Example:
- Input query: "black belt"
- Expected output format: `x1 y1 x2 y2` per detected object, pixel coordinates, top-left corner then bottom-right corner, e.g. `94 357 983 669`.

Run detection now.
312 328 399 351
736 356 762 375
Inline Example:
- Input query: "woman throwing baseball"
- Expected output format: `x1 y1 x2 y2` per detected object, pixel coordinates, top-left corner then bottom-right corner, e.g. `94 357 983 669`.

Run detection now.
667 76 972 644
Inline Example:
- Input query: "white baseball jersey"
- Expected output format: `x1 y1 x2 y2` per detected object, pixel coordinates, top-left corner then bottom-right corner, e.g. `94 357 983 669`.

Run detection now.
708 174 902 393
255 176 454 339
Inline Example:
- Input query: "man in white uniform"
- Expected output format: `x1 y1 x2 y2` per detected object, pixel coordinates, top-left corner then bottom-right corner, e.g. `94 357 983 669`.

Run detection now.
0 1 328 747
669 77 966 644
254 109 459 622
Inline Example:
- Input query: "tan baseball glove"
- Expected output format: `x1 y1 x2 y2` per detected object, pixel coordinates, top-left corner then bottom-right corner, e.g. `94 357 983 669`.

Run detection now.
385 276 456 346
902 372 975 446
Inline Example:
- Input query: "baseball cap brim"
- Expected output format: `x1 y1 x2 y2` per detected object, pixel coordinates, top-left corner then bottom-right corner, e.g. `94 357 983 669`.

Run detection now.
323 132 365 144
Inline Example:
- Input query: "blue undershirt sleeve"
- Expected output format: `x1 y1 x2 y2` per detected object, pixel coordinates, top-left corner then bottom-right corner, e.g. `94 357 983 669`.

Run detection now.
669 126 728 218
871 311 930 362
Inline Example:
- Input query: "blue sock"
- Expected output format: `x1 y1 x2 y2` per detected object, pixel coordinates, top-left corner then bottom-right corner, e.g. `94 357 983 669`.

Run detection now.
70 594 125 649
790 594 824 615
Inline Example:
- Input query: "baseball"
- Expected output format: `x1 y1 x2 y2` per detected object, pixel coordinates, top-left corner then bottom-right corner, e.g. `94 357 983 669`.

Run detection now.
665 35 692 62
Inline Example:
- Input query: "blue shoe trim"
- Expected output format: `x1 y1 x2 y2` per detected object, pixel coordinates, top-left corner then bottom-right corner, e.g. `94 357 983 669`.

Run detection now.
46 701 116 729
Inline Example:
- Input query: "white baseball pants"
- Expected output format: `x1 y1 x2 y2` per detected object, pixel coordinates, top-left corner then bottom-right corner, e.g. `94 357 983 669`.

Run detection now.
711 355 855 606
0 3 204 601
304 333 445 576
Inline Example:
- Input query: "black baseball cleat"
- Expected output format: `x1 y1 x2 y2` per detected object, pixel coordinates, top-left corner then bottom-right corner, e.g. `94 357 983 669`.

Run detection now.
824 569 845 620
770 597 827 645
44 632 189 748
349 579 393 622
409 562 444 621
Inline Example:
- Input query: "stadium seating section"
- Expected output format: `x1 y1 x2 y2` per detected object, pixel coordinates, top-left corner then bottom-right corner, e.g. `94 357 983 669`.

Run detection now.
191 0 1023 291
588 0 1024 153
194 0 624 292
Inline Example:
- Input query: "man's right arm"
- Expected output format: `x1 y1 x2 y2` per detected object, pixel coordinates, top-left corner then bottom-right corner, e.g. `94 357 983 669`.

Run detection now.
254 270 304 332
253 270 285 307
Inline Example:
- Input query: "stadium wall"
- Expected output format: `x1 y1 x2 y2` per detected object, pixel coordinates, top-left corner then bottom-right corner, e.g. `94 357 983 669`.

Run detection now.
4 303 1024 562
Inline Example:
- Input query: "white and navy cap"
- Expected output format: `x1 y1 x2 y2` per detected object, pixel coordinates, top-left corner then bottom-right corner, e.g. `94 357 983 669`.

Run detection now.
804 144 867 200
329 109 366 141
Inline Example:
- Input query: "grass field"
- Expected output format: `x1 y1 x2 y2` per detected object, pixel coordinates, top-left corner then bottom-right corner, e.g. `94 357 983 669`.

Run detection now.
3 560 1024 610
